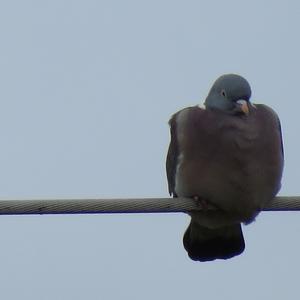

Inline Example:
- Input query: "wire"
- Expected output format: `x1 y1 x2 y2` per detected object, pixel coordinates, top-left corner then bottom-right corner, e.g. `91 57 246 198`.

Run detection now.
0 196 297 215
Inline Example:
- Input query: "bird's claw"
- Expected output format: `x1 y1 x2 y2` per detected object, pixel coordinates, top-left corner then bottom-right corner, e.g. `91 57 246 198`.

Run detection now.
192 195 209 211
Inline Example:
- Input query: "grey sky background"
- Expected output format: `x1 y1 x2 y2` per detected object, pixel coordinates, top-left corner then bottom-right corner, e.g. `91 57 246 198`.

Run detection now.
0 1 299 299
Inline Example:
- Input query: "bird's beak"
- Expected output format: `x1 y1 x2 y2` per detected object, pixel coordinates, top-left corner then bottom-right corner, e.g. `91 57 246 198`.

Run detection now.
236 100 249 115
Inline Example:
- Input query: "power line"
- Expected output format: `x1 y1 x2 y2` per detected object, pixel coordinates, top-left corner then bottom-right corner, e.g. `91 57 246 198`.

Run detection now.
0 196 298 215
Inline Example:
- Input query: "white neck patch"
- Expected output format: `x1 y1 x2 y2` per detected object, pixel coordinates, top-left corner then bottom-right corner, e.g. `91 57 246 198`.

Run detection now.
197 103 206 110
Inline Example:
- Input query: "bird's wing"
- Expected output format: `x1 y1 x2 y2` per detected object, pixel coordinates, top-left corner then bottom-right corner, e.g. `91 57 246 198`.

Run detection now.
166 112 179 197
255 103 284 162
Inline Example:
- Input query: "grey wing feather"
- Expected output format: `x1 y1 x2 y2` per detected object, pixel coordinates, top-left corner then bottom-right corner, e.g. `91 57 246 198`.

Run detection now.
166 114 178 197
277 117 284 158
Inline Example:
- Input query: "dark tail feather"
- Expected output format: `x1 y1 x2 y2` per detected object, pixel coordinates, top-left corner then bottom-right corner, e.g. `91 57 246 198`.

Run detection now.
183 219 245 262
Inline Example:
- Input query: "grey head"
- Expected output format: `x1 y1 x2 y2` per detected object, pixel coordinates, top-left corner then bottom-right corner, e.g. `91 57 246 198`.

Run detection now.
204 74 252 115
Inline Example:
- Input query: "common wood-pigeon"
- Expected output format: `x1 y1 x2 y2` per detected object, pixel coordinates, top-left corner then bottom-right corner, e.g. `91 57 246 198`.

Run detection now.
166 74 284 261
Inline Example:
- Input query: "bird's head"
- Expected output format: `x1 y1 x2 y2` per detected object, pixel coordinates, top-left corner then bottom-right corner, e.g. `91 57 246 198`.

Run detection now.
204 74 252 115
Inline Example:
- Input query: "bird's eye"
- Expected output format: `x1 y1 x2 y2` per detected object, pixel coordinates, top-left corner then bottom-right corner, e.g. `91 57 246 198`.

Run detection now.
221 89 226 97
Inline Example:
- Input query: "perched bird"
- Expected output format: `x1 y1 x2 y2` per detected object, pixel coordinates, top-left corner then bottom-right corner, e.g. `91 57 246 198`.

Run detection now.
166 74 284 261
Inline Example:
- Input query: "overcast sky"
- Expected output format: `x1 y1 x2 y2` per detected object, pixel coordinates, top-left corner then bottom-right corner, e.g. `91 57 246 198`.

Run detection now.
0 1 299 299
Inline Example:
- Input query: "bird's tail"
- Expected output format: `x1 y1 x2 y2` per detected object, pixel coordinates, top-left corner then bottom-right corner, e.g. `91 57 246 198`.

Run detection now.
183 218 245 261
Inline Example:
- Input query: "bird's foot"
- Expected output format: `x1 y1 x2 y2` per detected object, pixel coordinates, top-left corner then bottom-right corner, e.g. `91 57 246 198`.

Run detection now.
192 195 210 211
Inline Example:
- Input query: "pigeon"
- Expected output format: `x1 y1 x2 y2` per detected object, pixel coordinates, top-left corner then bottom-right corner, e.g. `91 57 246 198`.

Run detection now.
166 74 284 261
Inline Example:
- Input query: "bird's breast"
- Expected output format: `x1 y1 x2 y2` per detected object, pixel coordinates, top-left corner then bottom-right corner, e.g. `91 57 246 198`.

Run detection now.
174 108 276 222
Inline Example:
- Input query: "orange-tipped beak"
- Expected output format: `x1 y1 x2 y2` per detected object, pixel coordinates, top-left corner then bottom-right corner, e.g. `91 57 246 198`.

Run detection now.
236 100 249 115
